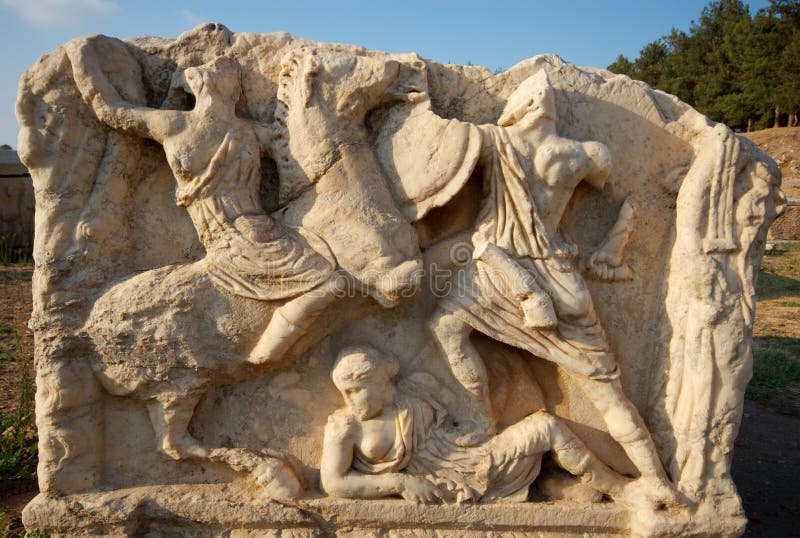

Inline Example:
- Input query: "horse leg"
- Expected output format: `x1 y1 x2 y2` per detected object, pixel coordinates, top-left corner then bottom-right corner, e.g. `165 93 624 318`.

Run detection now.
147 391 208 460
147 392 303 500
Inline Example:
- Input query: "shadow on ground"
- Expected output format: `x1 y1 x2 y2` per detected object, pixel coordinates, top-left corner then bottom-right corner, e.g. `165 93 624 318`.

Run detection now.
757 271 800 300
733 399 800 537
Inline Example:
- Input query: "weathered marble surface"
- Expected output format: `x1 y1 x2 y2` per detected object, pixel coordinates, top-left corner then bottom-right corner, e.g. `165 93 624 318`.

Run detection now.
15 23 783 537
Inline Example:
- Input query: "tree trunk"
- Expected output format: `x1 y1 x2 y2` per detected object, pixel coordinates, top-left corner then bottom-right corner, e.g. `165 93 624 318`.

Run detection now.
747 118 753 133
790 114 798 127
773 106 781 128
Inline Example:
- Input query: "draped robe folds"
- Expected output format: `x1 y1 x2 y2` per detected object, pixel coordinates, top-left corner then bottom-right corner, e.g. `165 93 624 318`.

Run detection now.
381 106 618 380
350 376 549 502
64 35 333 302
176 129 334 301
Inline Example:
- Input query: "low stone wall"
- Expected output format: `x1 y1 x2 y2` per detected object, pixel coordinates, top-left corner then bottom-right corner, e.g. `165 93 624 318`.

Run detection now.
767 177 799 241
769 201 800 241
0 150 34 249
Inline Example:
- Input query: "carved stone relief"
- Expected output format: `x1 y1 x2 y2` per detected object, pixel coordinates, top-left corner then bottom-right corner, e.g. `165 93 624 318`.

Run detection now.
15 23 783 536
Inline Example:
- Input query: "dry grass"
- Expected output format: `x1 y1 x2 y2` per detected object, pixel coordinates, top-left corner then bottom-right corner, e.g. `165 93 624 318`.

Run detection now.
0 264 34 537
750 242 800 414
741 127 800 199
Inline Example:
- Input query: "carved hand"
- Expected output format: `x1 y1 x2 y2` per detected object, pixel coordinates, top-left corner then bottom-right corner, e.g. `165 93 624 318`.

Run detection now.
432 477 481 504
400 475 446 504
583 199 635 282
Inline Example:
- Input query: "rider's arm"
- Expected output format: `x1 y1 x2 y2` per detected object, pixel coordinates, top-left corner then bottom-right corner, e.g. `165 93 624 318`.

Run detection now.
92 100 185 144
68 41 185 143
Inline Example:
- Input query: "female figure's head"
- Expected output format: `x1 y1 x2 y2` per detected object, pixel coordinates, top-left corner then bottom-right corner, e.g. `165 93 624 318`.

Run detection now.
170 56 242 105
332 345 400 420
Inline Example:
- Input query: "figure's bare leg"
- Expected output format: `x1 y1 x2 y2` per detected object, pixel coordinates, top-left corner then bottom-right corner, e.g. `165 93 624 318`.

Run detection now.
488 411 628 498
147 392 302 500
544 415 629 499
429 307 495 442
570 374 686 507
249 273 347 366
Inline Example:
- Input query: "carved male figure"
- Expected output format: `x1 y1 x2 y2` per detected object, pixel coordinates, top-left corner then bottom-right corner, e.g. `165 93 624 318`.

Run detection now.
419 72 681 506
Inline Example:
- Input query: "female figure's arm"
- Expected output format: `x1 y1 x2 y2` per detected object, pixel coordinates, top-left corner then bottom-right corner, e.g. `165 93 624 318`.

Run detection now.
67 41 186 143
320 413 443 504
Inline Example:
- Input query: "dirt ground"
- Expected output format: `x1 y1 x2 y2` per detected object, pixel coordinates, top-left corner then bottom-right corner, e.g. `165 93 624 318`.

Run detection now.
733 399 800 537
0 266 32 415
0 265 33 535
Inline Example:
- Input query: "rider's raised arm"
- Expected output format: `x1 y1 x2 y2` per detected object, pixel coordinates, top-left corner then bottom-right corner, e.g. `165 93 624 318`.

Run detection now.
66 40 185 143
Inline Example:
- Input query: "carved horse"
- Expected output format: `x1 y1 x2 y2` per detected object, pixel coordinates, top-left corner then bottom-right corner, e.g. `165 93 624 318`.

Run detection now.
59 41 426 499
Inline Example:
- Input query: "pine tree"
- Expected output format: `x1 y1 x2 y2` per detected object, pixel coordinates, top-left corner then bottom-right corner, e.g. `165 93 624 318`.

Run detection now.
607 54 634 76
606 0 800 131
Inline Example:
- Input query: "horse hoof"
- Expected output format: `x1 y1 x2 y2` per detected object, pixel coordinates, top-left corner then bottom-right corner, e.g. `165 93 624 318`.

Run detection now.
254 458 303 501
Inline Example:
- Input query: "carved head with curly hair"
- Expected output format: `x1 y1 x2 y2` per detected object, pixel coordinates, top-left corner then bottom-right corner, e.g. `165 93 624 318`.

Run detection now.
332 345 400 420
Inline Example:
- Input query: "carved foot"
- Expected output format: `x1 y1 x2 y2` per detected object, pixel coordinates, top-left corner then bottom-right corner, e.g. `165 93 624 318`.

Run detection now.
621 476 692 511
207 447 304 501
161 438 209 460
253 457 304 501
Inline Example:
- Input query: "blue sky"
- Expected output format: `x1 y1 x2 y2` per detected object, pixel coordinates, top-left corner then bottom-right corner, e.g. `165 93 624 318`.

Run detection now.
0 0 770 146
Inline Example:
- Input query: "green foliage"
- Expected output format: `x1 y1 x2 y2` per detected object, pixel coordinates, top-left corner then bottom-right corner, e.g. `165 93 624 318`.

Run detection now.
0 414 37 496
0 145 11 150
607 0 800 130
0 330 37 496
0 237 32 266
607 54 633 76
747 338 800 414
1 517 42 538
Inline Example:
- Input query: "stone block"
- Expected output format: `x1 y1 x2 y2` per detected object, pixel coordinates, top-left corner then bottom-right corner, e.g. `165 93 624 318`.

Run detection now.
768 200 800 240
15 24 783 536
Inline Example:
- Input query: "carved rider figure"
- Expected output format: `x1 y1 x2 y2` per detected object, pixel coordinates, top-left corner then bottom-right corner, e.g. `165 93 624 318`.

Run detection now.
379 71 683 507
65 47 349 366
